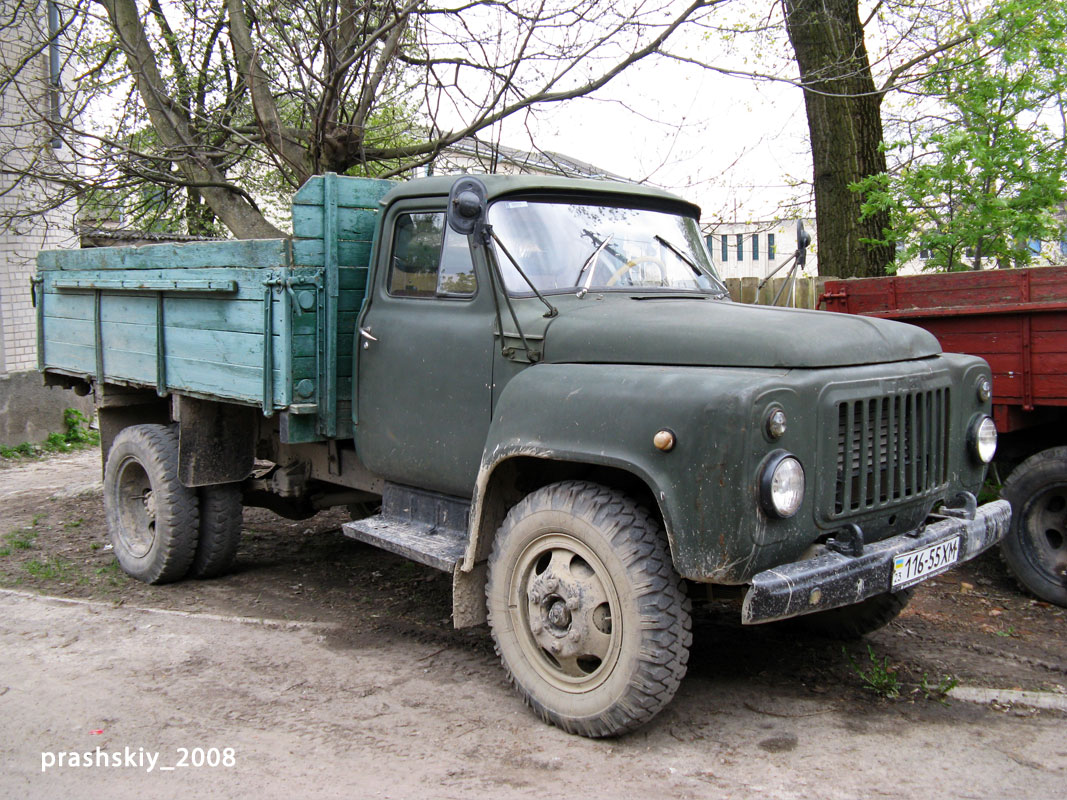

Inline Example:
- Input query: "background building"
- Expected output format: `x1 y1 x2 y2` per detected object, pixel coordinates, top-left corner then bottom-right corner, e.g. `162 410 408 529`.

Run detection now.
705 219 817 281
0 3 86 445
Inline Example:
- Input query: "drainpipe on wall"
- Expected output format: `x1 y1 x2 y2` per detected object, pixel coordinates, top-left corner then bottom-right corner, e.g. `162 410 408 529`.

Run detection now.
47 0 62 149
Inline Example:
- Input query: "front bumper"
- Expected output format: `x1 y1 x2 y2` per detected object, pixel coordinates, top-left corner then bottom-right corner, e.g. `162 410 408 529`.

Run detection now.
741 499 1011 624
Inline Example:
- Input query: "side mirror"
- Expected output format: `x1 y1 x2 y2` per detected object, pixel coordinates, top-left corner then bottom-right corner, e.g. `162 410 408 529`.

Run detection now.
447 177 488 238
796 219 811 268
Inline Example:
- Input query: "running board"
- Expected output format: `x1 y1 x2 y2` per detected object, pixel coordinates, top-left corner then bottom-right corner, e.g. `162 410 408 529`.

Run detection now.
341 484 470 572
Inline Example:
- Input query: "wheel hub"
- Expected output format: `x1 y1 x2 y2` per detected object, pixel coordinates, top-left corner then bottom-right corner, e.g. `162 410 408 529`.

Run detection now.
521 549 614 678
546 598 572 630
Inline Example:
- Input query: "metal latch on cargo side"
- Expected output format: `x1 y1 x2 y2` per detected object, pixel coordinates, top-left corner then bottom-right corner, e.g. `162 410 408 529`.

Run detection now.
359 327 378 343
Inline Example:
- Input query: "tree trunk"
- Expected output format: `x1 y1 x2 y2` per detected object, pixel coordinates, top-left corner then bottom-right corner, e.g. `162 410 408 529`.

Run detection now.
102 0 284 240
784 0 893 278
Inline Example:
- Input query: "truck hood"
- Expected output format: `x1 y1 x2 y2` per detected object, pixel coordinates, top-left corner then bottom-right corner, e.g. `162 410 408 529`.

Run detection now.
541 297 941 368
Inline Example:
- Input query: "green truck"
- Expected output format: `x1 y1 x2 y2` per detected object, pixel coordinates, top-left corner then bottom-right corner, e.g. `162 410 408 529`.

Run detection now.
35 173 1010 737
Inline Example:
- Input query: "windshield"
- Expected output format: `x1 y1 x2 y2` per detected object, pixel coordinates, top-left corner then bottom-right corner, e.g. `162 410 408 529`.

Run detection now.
487 200 725 295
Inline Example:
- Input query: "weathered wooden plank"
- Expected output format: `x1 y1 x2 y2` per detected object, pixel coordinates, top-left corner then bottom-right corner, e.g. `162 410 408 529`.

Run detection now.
37 239 290 271
52 277 237 293
293 355 352 379
292 204 379 241
291 332 353 359
43 268 286 302
45 292 290 337
292 239 373 268
291 175 395 208
43 338 298 408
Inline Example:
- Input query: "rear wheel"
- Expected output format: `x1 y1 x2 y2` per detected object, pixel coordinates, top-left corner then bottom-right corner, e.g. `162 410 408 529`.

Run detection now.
1000 448 1067 606
103 424 199 584
189 483 243 579
486 481 691 737
792 589 913 640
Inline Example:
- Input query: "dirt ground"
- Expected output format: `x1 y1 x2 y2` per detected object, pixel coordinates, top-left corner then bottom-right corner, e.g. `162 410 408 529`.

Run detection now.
1 448 1065 799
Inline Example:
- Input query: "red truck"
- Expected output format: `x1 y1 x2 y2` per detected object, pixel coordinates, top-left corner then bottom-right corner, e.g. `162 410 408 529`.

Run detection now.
823 267 1067 607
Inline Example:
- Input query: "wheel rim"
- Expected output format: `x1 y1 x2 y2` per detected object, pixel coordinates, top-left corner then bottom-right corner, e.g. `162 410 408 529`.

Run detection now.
1020 484 1067 587
507 532 622 693
114 456 157 558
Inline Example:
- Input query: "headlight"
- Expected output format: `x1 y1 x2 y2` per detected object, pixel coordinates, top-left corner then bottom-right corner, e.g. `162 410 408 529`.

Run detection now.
759 451 805 518
969 415 997 464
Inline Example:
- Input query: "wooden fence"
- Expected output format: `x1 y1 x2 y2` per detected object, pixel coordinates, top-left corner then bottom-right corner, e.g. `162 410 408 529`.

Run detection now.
723 276 835 309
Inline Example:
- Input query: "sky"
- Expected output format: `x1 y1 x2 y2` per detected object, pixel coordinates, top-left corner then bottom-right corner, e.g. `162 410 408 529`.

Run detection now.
484 11 816 226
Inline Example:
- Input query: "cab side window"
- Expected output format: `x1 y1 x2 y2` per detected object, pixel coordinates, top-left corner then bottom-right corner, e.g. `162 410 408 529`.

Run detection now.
389 212 477 298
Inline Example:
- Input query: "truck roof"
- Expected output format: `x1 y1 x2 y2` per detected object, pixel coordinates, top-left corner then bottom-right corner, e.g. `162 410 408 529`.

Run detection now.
380 174 702 218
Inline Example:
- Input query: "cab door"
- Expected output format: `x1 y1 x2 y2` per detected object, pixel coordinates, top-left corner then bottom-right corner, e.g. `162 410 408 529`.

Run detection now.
355 202 496 497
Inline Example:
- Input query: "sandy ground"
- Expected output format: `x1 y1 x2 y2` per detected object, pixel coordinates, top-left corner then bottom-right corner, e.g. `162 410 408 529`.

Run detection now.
0 449 1065 799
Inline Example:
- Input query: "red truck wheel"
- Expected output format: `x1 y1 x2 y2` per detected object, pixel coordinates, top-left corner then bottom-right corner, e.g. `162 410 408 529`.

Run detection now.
1000 448 1067 607
486 481 691 737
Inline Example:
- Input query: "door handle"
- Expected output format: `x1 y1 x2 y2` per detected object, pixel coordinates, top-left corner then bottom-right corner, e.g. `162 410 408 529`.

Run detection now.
359 327 379 343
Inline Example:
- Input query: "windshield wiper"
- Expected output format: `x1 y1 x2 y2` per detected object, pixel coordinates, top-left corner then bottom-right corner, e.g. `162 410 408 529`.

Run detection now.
654 235 729 298
575 234 614 292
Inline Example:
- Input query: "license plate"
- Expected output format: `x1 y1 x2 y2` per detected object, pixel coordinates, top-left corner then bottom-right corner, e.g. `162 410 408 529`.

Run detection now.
892 537 961 589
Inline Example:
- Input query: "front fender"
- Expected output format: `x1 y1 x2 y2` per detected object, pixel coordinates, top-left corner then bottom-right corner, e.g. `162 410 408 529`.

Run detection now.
463 363 789 581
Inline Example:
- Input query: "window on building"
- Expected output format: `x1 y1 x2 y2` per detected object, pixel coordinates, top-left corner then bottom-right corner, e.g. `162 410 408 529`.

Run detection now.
752 234 759 260
1059 239 1067 257
721 235 728 262
1028 239 1042 255
768 233 775 260
736 234 743 261
919 249 931 260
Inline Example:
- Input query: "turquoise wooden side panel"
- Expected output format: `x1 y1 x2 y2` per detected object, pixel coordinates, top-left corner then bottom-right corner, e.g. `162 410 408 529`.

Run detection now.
35 177 387 442
37 239 290 271
292 239 373 268
37 265 321 412
289 174 389 438
291 175 395 211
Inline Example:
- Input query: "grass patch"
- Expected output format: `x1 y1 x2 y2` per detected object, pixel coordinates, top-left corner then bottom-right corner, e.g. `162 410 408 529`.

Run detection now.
918 672 959 705
1 515 45 557
846 645 902 699
24 557 73 581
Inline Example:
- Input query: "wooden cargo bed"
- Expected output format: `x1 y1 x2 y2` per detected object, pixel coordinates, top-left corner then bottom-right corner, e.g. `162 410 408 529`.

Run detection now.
35 174 393 443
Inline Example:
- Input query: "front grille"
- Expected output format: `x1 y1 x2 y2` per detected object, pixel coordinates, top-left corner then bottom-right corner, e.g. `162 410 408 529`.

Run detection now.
834 389 949 515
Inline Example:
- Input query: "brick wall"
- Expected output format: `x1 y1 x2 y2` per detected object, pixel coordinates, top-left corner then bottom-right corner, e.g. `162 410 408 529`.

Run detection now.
0 4 77 375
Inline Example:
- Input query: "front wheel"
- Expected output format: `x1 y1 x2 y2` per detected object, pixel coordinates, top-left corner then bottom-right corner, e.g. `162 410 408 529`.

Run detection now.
486 481 691 737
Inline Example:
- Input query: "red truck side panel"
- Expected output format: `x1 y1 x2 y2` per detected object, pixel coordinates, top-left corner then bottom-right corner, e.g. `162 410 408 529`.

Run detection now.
823 266 1067 433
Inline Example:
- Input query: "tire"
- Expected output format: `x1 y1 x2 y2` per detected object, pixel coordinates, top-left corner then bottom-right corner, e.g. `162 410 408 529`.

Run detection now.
103 424 199 584
792 589 914 640
188 483 243 579
486 481 691 737
999 448 1067 607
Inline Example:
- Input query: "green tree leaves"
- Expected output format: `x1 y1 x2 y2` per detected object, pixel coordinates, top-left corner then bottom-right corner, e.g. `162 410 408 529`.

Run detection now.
856 0 1067 272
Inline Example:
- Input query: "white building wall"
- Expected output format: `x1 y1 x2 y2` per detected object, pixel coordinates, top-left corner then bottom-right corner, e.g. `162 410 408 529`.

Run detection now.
704 219 818 281
0 3 77 375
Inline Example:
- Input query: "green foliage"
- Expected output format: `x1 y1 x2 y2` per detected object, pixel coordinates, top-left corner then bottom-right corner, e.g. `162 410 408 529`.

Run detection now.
855 0 1067 272
0 409 99 461
918 672 959 705
846 645 902 699
24 557 72 581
